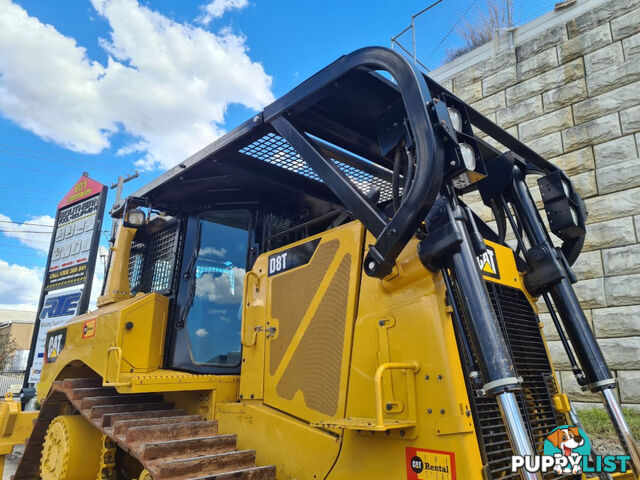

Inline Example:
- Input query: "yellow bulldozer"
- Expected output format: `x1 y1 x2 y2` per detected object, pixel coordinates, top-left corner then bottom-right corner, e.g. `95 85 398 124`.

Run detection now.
0 47 638 480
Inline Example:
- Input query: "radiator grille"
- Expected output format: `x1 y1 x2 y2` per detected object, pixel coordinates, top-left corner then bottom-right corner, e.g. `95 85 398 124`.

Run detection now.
128 219 181 295
456 282 566 479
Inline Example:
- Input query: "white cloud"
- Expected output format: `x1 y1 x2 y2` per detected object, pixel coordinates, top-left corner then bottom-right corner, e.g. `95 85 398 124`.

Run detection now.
195 267 244 304
0 260 43 308
0 214 54 252
198 0 248 25
195 327 209 337
0 0 274 171
200 246 227 258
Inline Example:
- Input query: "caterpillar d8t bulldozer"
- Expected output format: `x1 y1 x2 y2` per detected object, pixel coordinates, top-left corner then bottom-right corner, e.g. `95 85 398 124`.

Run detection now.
1 47 639 480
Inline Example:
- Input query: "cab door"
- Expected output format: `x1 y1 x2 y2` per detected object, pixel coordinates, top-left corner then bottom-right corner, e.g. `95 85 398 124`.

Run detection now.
262 221 364 423
168 210 253 374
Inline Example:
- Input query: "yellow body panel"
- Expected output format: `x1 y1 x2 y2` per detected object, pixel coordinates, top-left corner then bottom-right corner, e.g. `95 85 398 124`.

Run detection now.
36 292 169 400
218 402 341 480
4 217 620 479
261 221 364 424
326 235 483 479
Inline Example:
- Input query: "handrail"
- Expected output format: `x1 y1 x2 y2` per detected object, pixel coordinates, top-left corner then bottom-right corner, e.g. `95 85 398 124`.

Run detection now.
374 362 420 428
103 346 131 387
240 271 262 348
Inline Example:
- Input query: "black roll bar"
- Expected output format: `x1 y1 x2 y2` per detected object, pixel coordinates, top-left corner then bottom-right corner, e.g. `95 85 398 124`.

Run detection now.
269 46 446 278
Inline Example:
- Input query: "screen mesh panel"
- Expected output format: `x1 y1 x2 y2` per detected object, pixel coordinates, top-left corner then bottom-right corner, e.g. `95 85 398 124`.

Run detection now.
239 132 394 202
128 220 181 295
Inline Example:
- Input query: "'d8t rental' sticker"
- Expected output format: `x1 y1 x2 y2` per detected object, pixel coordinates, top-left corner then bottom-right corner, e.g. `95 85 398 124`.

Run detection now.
406 447 456 480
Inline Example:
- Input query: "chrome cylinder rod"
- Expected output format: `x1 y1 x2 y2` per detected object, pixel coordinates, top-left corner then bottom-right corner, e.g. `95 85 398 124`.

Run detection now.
496 392 543 480
601 388 640 476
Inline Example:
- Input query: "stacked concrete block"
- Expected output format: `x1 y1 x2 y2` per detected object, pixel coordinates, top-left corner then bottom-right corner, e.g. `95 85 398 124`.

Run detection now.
432 0 640 407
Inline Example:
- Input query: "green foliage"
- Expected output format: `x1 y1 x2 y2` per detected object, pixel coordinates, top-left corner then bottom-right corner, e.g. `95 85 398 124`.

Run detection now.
579 407 640 440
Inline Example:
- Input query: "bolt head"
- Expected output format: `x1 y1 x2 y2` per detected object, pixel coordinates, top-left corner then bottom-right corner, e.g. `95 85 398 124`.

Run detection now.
386 403 392 411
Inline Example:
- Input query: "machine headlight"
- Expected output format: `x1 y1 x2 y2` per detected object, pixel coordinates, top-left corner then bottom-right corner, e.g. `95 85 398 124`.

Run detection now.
447 107 463 132
459 143 476 171
570 206 579 226
562 179 571 197
125 208 146 227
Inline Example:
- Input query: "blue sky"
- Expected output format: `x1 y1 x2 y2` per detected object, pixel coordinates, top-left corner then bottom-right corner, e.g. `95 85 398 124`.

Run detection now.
0 0 553 309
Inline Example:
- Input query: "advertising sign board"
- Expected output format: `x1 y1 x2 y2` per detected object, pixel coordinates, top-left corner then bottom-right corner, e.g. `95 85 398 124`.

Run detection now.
23 175 107 391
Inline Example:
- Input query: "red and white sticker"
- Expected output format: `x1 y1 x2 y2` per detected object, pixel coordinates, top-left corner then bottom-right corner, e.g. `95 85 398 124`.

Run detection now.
406 447 456 480
82 318 96 339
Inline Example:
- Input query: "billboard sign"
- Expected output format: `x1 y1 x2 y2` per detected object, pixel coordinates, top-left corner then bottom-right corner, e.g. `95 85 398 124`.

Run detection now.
28 288 82 383
24 174 108 389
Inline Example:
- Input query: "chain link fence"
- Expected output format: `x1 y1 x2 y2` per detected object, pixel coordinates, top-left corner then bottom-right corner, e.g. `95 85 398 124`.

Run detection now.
391 0 563 72
0 370 25 396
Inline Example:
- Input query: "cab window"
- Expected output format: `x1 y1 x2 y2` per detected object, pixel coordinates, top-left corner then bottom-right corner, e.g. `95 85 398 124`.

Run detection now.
184 210 250 366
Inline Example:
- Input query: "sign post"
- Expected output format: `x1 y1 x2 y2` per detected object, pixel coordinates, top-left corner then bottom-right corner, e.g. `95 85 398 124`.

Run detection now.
22 174 108 400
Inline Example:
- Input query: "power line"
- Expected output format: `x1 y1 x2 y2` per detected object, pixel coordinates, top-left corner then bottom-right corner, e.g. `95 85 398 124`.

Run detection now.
0 183 67 195
0 230 52 234
0 251 47 259
0 220 54 228
0 143 122 173
0 242 50 249
0 161 72 178
0 149 120 175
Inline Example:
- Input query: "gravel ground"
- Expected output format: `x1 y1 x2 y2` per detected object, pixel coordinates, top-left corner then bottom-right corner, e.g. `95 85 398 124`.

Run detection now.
2 446 21 480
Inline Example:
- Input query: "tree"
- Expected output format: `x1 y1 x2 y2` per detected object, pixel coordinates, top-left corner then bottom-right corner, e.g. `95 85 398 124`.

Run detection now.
0 332 18 371
445 0 511 62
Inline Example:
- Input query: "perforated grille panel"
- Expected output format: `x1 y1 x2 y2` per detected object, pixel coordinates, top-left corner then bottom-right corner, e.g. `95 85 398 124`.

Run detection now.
239 132 394 201
455 282 565 479
128 220 181 294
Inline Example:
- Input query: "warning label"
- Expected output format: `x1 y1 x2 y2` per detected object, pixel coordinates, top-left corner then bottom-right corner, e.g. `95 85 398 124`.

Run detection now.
406 447 456 480
82 318 96 339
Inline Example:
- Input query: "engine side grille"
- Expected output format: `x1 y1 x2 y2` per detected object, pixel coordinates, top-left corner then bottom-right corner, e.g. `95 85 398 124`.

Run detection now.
455 282 566 479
